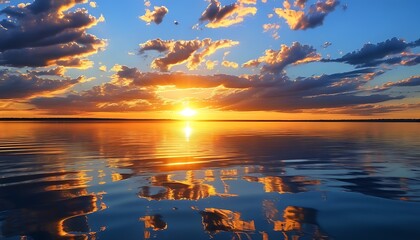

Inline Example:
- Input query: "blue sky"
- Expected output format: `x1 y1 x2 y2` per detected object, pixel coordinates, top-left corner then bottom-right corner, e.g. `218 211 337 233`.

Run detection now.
0 0 419 119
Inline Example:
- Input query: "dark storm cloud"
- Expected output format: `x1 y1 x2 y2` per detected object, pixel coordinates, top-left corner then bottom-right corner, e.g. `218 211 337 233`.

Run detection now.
325 37 420 68
0 69 85 99
0 0 105 68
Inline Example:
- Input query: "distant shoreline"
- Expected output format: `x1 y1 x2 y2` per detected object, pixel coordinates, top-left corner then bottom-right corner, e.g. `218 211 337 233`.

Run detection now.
0 118 419 122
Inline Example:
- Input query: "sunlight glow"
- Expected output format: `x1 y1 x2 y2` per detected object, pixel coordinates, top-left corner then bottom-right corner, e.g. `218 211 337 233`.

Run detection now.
184 122 192 141
180 107 197 118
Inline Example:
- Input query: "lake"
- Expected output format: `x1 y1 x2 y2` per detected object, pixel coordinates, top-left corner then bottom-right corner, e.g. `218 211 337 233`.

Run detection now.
0 121 419 240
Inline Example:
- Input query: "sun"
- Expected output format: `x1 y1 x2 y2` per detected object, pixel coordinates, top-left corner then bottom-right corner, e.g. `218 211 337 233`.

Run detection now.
180 107 197 118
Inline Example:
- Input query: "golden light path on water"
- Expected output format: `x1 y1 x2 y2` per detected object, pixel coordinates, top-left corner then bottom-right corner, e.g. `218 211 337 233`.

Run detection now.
183 122 192 142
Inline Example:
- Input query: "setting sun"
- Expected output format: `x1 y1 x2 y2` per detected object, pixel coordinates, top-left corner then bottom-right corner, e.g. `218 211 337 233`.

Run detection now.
180 107 197 118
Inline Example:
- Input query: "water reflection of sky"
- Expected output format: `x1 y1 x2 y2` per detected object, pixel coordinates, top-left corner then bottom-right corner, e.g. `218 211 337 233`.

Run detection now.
0 121 420 240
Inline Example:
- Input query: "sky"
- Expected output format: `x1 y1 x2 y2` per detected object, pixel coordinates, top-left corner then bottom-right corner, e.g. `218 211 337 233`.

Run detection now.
0 0 419 119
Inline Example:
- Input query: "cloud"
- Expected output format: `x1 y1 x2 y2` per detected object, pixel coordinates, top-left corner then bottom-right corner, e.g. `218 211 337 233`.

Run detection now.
0 0 106 68
198 0 257 28
274 0 340 30
31 82 160 114
139 6 168 25
28 66 66 77
207 69 403 113
316 103 420 116
322 41 332 48
262 23 280 39
29 66 253 113
242 42 320 74
293 0 307 9
26 64 413 116
401 55 420 66
89 1 97 8
324 37 420 68
263 23 280 31
239 0 257 4
382 76 420 89
99 65 107 72
139 38 239 71
99 65 406 115
221 60 239 68
114 65 252 88
206 60 218 70
0 69 85 99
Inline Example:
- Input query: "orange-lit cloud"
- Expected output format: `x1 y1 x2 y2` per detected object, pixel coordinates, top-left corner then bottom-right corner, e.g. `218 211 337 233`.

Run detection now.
222 60 239 68
382 76 420 89
28 67 67 77
24 63 419 116
274 0 339 30
262 23 280 31
114 66 251 88
313 103 420 116
28 65 252 114
204 68 406 114
139 38 239 71
0 0 106 68
206 60 218 70
239 0 257 4
242 42 320 74
30 82 160 114
262 23 280 39
293 0 307 9
198 0 257 28
99 65 107 72
139 6 169 25
0 69 86 99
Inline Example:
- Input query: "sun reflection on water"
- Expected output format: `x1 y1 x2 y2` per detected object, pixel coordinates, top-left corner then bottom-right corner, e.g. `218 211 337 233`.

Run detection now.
183 121 192 141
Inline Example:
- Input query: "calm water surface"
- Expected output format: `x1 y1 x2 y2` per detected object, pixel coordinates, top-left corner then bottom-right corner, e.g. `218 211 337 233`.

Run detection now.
0 121 419 240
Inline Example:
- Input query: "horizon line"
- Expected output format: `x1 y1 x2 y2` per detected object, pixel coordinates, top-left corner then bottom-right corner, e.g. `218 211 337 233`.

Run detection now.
0 118 419 122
